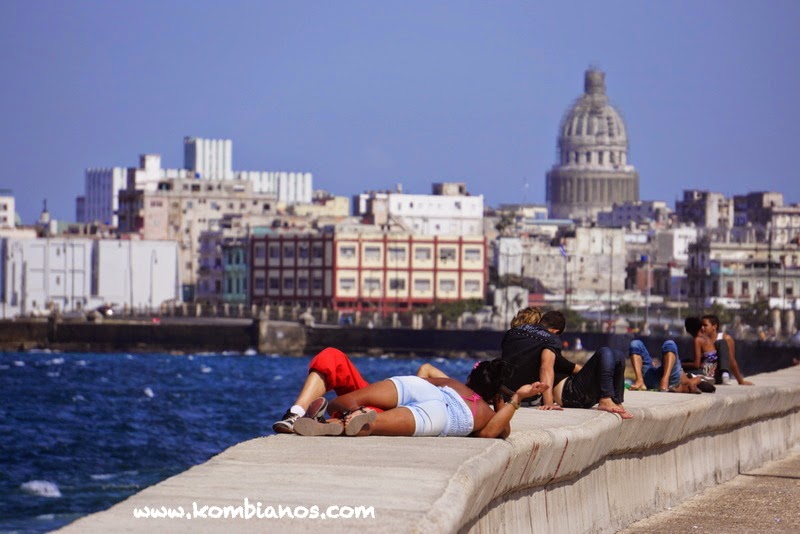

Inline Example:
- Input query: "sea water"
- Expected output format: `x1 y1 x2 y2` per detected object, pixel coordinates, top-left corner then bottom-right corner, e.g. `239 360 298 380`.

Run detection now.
0 350 479 532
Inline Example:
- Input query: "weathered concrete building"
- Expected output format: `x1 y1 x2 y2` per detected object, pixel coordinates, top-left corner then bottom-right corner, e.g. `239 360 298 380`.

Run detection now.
249 224 486 314
686 236 800 313
546 69 639 221
0 236 180 318
118 177 277 301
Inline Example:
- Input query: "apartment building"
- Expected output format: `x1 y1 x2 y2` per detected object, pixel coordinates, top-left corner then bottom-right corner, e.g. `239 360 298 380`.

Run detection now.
354 182 484 236
686 236 800 309
249 227 486 313
118 177 277 301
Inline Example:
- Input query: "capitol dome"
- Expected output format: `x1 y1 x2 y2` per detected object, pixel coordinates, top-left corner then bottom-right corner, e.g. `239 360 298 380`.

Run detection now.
546 69 639 221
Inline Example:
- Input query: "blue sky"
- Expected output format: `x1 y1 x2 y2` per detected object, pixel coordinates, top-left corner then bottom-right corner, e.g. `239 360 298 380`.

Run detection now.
1 1 799 224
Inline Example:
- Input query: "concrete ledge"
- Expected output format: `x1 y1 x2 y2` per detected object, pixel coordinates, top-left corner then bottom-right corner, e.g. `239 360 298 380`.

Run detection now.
60 366 800 533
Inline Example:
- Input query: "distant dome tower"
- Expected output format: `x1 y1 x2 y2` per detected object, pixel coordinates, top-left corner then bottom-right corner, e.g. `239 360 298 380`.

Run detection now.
546 69 639 221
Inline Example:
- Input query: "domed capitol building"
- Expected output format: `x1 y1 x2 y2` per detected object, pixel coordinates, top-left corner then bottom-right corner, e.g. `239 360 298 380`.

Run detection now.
546 69 639 221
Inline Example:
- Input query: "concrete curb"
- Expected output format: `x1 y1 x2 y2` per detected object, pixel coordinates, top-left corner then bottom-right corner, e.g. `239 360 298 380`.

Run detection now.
60 366 800 533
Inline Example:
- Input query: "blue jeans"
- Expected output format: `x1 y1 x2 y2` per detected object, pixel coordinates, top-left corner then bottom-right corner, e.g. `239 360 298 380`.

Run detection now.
629 339 682 389
561 347 626 407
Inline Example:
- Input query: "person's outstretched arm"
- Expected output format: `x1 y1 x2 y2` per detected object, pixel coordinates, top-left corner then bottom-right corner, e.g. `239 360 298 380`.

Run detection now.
474 383 547 438
725 333 753 385
538 349 563 410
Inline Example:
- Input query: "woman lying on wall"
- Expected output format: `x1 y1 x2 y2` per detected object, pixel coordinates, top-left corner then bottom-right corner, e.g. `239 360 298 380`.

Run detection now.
293 359 548 439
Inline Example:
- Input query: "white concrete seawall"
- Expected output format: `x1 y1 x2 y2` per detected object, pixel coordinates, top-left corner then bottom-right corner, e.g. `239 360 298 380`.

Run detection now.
61 366 800 533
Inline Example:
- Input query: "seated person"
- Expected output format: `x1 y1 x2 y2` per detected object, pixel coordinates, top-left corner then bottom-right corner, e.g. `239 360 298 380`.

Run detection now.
501 309 632 419
273 347 449 434
628 339 713 393
293 360 549 439
683 316 718 380
701 314 753 386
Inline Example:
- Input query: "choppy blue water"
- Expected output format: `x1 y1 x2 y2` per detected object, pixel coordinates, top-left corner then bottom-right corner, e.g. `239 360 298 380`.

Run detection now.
0 350 479 533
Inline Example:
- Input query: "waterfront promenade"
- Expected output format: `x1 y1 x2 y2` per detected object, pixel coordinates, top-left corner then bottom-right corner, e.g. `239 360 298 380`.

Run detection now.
60 365 800 533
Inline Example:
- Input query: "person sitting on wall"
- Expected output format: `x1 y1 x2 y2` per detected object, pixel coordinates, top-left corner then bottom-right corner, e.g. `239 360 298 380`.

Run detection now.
500 309 633 419
701 314 753 386
683 316 718 380
292 359 549 438
628 339 714 393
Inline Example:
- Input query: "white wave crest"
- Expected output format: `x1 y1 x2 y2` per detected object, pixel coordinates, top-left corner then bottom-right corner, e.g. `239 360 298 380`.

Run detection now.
20 480 62 498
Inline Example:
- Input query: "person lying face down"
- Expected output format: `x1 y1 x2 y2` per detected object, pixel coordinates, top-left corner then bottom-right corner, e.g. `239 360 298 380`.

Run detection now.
293 360 548 439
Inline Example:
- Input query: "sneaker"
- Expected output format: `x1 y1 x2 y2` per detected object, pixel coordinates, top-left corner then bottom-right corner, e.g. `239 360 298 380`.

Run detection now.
721 372 731 385
306 397 328 422
272 410 300 434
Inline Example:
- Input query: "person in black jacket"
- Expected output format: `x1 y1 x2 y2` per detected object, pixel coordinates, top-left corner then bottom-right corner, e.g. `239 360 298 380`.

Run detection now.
501 309 632 419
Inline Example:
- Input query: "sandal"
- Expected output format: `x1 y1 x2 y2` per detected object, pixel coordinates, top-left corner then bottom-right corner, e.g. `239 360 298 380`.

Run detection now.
343 406 377 436
293 417 344 436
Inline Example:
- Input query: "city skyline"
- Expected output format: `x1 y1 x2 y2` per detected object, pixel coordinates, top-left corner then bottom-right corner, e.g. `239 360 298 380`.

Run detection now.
2 1 799 224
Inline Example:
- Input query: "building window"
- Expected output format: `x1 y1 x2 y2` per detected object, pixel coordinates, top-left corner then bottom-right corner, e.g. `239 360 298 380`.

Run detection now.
269 245 280 259
771 281 780 297
254 244 266 259
388 247 406 261
298 277 309 290
339 278 356 291
389 278 405 290
439 247 456 261
268 277 280 290
414 279 431 291
363 278 381 292
255 277 266 291
439 279 456 292
464 280 480 292
312 245 324 259
340 246 356 259
283 278 294 290
415 247 432 260
364 246 381 261
284 245 295 259
313 277 323 290
464 248 481 261
786 283 794 297
741 281 749 297
298 245 309 259
726 281 734 297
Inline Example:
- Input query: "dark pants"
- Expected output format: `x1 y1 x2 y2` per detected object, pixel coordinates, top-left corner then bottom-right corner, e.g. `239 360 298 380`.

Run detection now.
714 339 732 383
561 347 626 407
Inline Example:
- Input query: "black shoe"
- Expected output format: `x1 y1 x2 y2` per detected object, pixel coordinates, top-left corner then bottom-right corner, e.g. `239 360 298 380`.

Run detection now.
697 381 716 393
272 410 300 434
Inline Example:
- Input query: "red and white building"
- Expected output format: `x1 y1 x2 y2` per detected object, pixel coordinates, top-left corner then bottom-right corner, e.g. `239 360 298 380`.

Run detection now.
249 228 486 313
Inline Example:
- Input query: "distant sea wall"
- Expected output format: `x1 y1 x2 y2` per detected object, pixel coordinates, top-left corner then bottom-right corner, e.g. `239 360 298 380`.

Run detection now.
1 318 798 377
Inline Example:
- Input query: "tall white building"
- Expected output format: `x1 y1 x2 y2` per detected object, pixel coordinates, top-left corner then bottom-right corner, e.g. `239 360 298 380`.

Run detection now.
0 236 181 318
236 171 313 204
184 137 234 180
82 167 127 226
79 137 313 227
355 183 484 236
0 191 15 229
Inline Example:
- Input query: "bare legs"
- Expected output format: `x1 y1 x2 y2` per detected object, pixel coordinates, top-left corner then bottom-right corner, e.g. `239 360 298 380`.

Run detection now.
326 379 417 437
629 354 648 391
291 370 327 412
